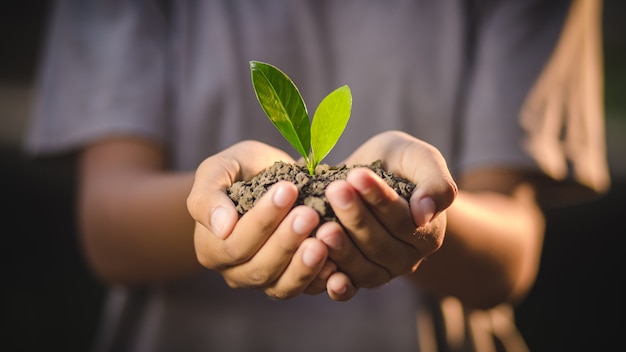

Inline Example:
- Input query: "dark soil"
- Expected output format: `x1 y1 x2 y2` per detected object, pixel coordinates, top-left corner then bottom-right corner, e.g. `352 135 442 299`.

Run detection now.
227 160 416 224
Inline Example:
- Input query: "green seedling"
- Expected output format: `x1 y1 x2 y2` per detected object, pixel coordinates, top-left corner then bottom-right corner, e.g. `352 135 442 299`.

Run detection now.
250 60 352 175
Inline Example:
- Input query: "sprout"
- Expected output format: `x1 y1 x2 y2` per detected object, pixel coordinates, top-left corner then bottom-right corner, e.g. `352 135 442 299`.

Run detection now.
250 60 352 175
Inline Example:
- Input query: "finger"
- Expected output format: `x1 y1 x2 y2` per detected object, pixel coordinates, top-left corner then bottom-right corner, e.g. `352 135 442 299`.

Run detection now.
195 181 297 270
346 168 443 259
346 168 415 239
262 237 328 300
222 204 320 289
326 271 358 301
409 194 437 228
344 131 457 221
303 261 337 295
382 135 457 224
315 220 391 288
325 180 420 279
187 154 241 239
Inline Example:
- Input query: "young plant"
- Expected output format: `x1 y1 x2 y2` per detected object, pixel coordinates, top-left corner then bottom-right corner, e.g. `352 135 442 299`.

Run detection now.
249 60 352 175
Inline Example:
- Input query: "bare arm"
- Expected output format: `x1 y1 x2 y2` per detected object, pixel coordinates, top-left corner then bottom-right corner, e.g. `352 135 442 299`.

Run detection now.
78 137 201 284
409 168 545 309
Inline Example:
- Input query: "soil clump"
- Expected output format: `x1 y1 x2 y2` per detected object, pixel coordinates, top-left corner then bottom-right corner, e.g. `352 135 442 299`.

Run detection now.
227 160 416 224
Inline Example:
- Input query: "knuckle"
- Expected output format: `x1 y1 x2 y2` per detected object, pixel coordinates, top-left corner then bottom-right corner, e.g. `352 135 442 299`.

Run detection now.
195 253 212 269
223 276 244 289
245 269 274 287
443 178 458 206
412 225 444 254
265 288 296 301
186 191 203 217
220 243 250 264
223 268 274 289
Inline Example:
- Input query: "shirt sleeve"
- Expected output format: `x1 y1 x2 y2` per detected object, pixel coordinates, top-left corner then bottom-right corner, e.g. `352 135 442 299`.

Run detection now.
459 0 610 208
24 0 170 156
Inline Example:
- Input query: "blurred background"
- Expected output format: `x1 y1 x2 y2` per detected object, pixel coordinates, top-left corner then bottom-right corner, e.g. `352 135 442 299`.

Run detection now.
1 1 624 351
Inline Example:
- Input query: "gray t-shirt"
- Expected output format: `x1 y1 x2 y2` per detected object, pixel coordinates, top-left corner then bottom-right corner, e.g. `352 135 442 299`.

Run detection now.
25 1 609 351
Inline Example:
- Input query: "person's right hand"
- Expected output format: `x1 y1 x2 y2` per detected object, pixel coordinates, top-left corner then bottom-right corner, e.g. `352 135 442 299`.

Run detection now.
187 141 338 300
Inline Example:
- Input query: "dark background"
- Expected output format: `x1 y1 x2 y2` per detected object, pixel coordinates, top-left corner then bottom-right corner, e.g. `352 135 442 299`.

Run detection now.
1 1 624 351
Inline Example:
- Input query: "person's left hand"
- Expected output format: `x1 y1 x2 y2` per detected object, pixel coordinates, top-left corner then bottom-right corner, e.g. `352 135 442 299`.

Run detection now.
314 130 457 300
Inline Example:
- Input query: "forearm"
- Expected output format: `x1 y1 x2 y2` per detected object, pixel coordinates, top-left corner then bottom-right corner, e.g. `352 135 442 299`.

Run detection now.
408 186 545 309
79 169 203 285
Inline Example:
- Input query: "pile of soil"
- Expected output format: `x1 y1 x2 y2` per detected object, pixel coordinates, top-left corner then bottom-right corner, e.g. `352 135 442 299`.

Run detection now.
227 160 415 224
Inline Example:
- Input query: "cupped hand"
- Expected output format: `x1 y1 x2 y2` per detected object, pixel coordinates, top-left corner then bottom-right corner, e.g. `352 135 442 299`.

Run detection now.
187 140 336 300
317 131 457 295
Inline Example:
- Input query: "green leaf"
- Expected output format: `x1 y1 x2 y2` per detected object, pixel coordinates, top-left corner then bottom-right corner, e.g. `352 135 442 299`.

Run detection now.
249 61 310 160
310 85 352 168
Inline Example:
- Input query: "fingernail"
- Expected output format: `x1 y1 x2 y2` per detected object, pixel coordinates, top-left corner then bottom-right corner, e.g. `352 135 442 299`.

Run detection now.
331 283 347 295
302 246 324 267
318 229 343 251
210 206 229 239
331 186 352 210
348 171 371 195
273 184 293 208
292 214 310 235
420 197 436 225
